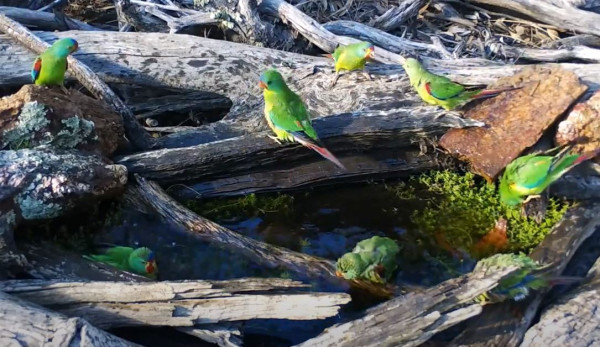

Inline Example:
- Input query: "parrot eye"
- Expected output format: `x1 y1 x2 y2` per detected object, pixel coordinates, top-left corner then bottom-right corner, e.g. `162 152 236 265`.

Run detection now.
267 80 272 85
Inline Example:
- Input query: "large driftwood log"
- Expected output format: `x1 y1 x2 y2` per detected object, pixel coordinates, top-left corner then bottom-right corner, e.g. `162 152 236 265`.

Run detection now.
0 6 101 31
450 203 600 346
0 278 351 328
298 265 519 347
466 0 600 36
134 175 342 282
0 291 138 347
521 254 600 346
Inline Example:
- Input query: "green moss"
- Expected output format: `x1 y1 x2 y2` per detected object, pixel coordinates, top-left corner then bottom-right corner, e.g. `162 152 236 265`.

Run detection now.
389 170 570 257
185 193 295 221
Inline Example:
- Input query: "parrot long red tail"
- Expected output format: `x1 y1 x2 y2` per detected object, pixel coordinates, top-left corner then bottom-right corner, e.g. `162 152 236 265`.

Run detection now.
291 132 347 170
547 276 583 286
572 148 600 166
471 86 522 100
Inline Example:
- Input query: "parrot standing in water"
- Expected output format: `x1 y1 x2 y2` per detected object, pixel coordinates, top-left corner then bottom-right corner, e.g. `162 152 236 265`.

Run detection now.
336 236 401 284
474 253 580 304
259 69 346 170
499 146 600 207
327 41 375 88
84 246 158 279
402 58 519 111
32 37 79 87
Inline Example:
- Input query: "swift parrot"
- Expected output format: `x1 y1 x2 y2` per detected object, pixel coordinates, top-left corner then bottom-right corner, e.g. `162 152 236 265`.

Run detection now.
32 37 79 87
336 236 401 284
327 41 375 88
84 246 158 279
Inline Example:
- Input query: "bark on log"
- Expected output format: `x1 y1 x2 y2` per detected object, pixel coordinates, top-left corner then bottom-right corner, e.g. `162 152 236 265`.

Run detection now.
450 203 600 347
298 265 519 347
0 291 138 347
0 6 101 31
521 255 600 346
465 0 600 36
0 279 351 328
369 0 427 32
117 110 481 184
134 175 343 283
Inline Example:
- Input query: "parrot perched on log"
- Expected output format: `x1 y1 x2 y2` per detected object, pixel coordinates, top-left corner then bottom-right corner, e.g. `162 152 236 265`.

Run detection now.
31 37 79 87
336 236 400 284
259 69 346 170
499 146 600 207
84 246 158 279
474 253 580 304
402 58 519 111
327 41 375 88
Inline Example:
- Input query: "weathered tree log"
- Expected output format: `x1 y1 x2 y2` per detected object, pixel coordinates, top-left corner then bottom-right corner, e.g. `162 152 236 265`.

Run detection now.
117 110 481 184
0 6 101 31
465 0 600 36
450 203 600 346
178 325 243 347
369 0 428 32
298 265 519 347
521 254 600 346
0 291 138 347
0 13 155 150
0 278 351 328
134 175 343 282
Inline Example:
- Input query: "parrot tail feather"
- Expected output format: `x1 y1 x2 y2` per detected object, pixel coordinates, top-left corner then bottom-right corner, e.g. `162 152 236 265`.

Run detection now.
572 148 600 166
291 132 347 170
470 86 522 100
547 276 583 286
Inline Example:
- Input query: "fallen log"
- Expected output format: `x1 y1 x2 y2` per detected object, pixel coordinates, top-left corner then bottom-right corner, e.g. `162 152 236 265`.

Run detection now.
465 0 600 36
117 110 481 184
450 203 600 346
0 6 101 31
0 278 351 328
134 175 342 282
0 291 138 347
521 254 600 346
297 265 519 347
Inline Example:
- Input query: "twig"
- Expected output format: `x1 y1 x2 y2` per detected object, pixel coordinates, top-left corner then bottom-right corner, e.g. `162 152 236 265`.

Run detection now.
0 13 156 150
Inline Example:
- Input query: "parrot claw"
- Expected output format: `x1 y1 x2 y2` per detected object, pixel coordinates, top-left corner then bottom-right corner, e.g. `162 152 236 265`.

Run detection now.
329 72 340 89
522 195 541 204
60 85 69 95
363 71 373 81
267 135 282 145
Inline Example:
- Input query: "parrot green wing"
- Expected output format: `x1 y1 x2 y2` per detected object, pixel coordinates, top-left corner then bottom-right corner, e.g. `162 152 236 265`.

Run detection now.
505 155 554 195
423 74 468 100
84 246 134 270
267 92 318 140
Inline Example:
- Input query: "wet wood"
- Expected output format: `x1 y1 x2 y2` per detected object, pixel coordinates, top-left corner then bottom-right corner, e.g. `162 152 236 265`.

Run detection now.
117 110 481 183
439 66 588 181
298 265 519 347
0 278 351 328
522 255 600 346
450 203 600 347
134 175 342 281
0 291 138 347
0 13 156 150
466 0 600 36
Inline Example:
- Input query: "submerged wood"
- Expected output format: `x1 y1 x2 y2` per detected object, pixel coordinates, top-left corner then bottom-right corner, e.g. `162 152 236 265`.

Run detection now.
298 265 519 347
0 291 138 347
0 278 351 328
450 203 600 346
134 175 341 281
522 254 600 346
117 110 481 183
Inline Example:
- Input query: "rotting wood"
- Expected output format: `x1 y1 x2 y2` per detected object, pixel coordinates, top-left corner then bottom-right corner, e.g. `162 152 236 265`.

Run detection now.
0 278 351 328
450 203 600 347
134 175 343 282
521 254 600 346
297 265 519 347
0 13 156 150
0 291 139 347
0 6 101 31
117 110 482 183
465 0 600 36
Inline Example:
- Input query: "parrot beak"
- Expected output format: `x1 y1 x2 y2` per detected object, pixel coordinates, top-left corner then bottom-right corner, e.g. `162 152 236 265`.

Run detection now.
335 270 344 277
145 261 156 274
258 81 268 89
366 46 375 59
71 41 79 53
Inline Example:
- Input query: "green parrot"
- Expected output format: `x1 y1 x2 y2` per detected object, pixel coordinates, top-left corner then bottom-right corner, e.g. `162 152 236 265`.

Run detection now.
402 58 519 111
84 246 158 279
32 38 79 86
259 69 346 170
336 236 401 284
499 146 600 206
327 41 375 88
474 253 580 304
